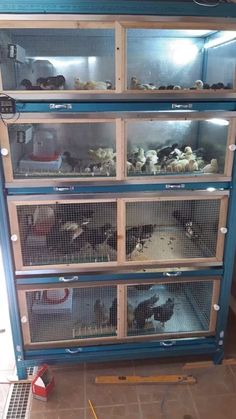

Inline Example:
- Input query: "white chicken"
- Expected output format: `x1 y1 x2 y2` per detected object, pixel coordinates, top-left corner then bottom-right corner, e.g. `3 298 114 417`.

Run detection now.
203 159 218 174
130 76 156 90
74 78 108 90
181 146 196 161
88 147 115 163
186 159 198 172
145 150 158 174
193 80 204 90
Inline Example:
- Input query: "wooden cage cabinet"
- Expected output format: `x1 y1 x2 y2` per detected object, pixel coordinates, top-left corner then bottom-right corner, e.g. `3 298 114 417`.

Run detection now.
1 6 236 381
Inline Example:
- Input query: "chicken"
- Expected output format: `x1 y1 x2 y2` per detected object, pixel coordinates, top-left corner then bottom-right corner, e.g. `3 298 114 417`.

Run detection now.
173 85 182 90
85 223 112 250
94 299 108 327
109 298 117 327
181 146 195 160
130 76 157 90
74 78 87 90
37 75 65 90
134 294 159 329
128 147 146 172
157 143 178 163
172 210 200 241
152 298 175 327
46 220 87 252
62 151 81 172
88 148 115 164
202 159 218 174
193 80 204 90
74 78 109 90
186 159 198 172
106 229 143 256
20 79 42 90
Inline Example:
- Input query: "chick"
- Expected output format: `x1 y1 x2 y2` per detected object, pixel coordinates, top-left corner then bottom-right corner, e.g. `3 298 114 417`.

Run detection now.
203 159 218 174
134 294 159 329
193 80 204 90
62 151 80 172
181 146 195 161
74 78 86 90
130 76 156 90
157 143 178 163
152 298 174 327
128 147 146 172
84 81 108 90
173 85 182 90
186 159 198 172
94 299 108 327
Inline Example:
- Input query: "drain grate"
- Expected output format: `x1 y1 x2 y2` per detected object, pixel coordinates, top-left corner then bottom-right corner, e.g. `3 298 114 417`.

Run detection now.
4 383 31 419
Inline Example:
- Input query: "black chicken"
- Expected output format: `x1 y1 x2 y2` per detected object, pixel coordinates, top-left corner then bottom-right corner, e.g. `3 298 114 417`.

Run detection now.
37 75 66 89
152 298 175 327
134 294 159 329
85 224 112 250
20 79 42 90
54 204 94 224
62 151 81 172
46 221 87 253
157 143 178 163
109 298 117 327
172 210 200 241
107 229 142 256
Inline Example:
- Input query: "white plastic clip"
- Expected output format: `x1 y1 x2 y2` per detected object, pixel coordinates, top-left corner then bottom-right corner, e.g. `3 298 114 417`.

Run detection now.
21 316 27 323
213 304 220 311
11 234 18 242
1 148 9 156
220 227 227 234
229 144 236 151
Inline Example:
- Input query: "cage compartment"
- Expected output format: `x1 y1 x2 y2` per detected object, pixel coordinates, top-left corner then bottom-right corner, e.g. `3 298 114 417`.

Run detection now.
126 278 220 338
2 121 117 180
19 284 118 346
126 118 234 179
127 29 236 92
8 199 118 270
0 28 115 91
122 195 228 265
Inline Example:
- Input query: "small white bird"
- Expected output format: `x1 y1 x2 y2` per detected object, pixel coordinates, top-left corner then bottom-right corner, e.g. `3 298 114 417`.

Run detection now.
130 76 156 90
203 159 218 174
193 80 204 90
173 85 182 90
186 159 198 172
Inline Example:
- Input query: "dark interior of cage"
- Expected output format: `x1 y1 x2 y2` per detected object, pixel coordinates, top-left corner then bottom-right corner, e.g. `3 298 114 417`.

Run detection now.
125 199 220 262
26 285 118 343
0 29 236 91
127 280 213 336
0 29 115 90
17 202 117 266
127 119 227 176
9 123 116 178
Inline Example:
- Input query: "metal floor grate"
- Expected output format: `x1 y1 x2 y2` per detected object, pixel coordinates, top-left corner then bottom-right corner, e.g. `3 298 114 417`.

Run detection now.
3 383 31 419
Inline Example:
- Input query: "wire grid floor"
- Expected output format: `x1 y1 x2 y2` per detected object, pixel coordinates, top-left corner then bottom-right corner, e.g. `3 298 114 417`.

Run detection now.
3 383 31 419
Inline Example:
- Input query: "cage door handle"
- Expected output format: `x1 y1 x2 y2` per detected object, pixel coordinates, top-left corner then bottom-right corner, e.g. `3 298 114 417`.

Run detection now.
59 276 79 282
65 348 82 354
49 103 72 110
160 341 176 347
163 272 182 277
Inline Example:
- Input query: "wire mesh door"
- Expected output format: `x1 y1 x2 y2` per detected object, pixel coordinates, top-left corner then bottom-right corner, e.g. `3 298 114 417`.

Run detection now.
125 278 220 339
122 194 228 266
8 198 118 271
19 284 118 347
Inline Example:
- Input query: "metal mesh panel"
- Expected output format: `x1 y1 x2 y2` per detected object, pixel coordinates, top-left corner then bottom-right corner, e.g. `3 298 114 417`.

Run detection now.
4 383 31 419
8 123 116 180
26 285 117 343
1 29 115 90
125 199 220 262
127 280 213 337
17 202 117 266
126 120 228 177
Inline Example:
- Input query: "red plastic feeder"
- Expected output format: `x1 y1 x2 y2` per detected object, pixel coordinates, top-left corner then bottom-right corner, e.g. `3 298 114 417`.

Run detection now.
32 364 55 401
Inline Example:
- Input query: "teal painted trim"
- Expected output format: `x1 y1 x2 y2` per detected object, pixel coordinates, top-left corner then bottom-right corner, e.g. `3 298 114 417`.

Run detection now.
7 182 230 196
16 269 223 285
216 153 236 341
15 101 236 113
0 157 25 377
0 1 236 18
